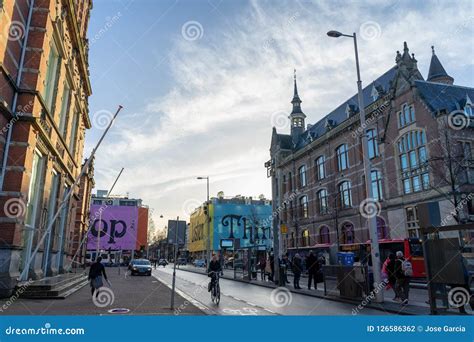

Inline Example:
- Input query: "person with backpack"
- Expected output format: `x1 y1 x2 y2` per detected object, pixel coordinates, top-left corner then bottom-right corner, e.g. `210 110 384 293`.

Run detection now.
394 251 412 305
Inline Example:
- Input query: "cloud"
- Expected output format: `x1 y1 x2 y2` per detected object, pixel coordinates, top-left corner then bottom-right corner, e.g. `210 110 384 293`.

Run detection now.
90 0 473 225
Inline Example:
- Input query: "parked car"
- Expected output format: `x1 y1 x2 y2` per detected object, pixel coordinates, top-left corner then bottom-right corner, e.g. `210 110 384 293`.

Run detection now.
128 259 152 276
193 259 206 267
177 258 187 265
158 259 168 267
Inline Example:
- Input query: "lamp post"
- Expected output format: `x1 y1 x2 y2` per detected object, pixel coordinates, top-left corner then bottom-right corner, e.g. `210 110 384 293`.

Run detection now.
197 176 211 264
170 215 179 310
327 30 383 303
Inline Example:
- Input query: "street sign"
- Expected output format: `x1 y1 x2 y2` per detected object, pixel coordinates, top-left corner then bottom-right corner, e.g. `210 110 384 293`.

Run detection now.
220 239 234 248
280 224 288 234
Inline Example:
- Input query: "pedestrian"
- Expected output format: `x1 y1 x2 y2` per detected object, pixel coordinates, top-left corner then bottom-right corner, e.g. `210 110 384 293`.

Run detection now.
88 257 108 297
292 254 303 289
269 253 275 282
353 256 366 295
258 256 266 281
382 253 397 300
282 254 290 284
305 250 319 290
264 255 272 281
394 251 412 305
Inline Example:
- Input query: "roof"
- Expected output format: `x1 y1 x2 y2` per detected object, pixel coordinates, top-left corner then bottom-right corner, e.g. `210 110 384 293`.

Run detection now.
293 66 398 150
427 48 451 82
415 80 474 113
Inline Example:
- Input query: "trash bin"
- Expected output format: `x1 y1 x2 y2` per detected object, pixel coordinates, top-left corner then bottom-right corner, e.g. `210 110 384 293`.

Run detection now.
337 266 363 299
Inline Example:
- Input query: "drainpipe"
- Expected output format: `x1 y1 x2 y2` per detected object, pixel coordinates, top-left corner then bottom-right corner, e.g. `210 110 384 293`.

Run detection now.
0 0 35 190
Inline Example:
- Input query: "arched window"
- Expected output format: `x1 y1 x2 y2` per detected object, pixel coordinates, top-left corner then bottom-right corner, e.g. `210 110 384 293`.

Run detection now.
398 130 429 194
338 181 352 208
319 226 330 244
371 170 383 201
315 155 325 180
299 195 309 218
398 104 415 128
336 144 349 171
298 165 307 187
341 222 354 244
302 229 310 247
317 189 328 214
367 129 379 159
377 216 388 239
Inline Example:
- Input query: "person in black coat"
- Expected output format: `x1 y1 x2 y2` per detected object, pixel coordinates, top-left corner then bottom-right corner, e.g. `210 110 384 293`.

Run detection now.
292 253 303 289
305 251 319 290
88 257 108 297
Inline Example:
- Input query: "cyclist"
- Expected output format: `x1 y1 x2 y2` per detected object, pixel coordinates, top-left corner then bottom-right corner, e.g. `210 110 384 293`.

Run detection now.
207 254 222 292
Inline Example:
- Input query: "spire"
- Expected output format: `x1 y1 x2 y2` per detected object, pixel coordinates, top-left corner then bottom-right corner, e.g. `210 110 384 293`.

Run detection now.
427 45 454 84
291 69 304 115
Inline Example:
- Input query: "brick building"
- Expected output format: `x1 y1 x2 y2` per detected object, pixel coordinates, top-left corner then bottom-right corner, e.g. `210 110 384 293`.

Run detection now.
268 43 474 257
0 0 93 296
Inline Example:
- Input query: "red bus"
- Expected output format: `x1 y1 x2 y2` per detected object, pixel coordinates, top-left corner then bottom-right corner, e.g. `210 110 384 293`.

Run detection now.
340 238 426 278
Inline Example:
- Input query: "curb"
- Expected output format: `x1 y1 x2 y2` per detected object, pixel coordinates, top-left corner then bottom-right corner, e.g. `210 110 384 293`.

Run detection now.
176 267 428 316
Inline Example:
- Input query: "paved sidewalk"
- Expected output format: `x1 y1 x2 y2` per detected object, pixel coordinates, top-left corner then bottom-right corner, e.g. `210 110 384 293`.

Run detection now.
0 267 204 315
175 264 435 315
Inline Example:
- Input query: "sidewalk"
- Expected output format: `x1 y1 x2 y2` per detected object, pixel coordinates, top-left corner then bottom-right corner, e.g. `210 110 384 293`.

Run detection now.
176 264 433 315
0 267 204 315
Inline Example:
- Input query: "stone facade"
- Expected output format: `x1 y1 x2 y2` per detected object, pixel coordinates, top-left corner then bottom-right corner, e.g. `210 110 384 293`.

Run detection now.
0 0 92 296
268 43 474 256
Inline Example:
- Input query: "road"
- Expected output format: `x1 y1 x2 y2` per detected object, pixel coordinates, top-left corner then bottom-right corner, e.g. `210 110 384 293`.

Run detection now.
153 267 388 316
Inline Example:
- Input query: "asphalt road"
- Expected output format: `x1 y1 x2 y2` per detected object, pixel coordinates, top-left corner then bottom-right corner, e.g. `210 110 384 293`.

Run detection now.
153 267 388 316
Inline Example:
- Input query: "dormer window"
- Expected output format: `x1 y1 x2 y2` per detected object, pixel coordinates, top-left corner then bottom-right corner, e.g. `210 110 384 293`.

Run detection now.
371 85 379 102
465 105 473 117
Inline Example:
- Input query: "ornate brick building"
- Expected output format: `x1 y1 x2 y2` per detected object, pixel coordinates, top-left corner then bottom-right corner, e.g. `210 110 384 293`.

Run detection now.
268 43 474 257
0 0 93 296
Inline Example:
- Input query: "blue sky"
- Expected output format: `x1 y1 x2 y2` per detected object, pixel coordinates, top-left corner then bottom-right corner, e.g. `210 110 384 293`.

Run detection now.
86 0 474 233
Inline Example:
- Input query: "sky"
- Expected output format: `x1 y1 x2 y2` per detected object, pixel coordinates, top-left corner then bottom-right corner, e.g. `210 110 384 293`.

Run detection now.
85 0 474 232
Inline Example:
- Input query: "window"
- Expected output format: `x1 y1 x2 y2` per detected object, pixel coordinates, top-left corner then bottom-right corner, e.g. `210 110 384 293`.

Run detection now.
288 172 292 191
377 217 388 239
317 189 328 214
298 165 307 188
43 41 61 111
341 222 354 244
367 129 379 159
338 181 352 208
69 110 79 155
282 175 286 194
406 206 419 237
319 226 330 244
336 144 349 171
459 141 473 184
58 81 70 136
398 130 429 194
371 170 383 201
302 229 310 247
315 155 325 180
299 195 308 218
465 105 473 117
398 104 415 128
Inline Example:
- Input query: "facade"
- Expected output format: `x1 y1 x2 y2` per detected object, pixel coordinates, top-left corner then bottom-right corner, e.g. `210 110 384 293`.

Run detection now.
0 0 93 296
89 191 149 254
268 43 474 257
188 196 273 258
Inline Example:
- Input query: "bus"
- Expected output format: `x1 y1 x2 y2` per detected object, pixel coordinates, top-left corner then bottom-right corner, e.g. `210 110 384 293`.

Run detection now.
340 238 426 278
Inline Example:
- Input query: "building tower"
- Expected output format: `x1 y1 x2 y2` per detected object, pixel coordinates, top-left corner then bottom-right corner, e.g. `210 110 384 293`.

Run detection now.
427 46 454 85
289 69 306 145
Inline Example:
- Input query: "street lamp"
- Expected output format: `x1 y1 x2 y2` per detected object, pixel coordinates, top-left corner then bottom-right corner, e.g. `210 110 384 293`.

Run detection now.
327 30 383 303
197 176 211 264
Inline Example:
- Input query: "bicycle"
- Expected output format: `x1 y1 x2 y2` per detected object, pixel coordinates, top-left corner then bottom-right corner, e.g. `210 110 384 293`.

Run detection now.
209 272 220 305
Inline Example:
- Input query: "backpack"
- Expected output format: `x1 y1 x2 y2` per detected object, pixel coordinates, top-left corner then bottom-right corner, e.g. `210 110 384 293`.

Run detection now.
401 260 413 277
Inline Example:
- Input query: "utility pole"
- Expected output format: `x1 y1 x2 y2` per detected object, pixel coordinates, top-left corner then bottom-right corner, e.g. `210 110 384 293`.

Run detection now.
170 216 179 310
